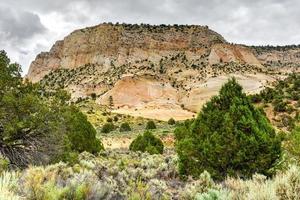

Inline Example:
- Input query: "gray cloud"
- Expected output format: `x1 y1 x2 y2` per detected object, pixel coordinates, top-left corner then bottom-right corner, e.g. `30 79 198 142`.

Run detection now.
0 6 46 45
0 0 299 74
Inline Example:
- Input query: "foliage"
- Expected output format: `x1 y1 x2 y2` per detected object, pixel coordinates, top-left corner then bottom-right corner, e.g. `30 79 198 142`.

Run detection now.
119 122 132 132
167 118 176 125
107 117 113 122
130 131 164 154
259 87 280 103
90 93 97 100
175 78 282 180
180 171 216 199
286 126 300 162
2 148 300 199
108 96 114 107
0 151 176 199
145 120 156 130
0 171 20 200
248 93 262 103
0 50 103 167
255 73 300 106
101 123 115 133
113 116 119 122
273 99 287 112
0 50 22 95
0 84 65 166
0 156 9 173
62 106 104 154
195 189 228 200
223 165 300 199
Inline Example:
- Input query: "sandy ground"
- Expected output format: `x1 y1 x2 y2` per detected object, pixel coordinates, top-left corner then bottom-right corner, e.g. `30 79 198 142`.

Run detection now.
112 108 195 121
102 136 133 149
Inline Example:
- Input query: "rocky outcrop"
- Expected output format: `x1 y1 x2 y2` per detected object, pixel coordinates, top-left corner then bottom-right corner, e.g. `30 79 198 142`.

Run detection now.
209 44 261 66
97 75 179 109
27 41 63 83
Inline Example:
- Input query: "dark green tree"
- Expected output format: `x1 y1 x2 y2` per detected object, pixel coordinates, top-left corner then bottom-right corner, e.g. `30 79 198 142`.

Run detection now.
109 95 114 107
101 122 115 133
273 99 287 112
168 118 176 125
175 78 282 180
90 93 97 100
63 106 103 154
0 50 22 94
0 50 103 167
119 122 131 132
287 126 300 162
0 89 66 167
130 131 164 154
146 120 156 130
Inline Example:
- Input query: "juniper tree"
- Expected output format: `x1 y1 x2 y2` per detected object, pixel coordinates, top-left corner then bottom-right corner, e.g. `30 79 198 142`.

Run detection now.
0 50 103 167
175 78 282 180
130 131 164 154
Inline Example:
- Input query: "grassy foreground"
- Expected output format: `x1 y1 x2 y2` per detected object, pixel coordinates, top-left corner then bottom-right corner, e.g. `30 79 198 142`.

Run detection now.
1 149 300 200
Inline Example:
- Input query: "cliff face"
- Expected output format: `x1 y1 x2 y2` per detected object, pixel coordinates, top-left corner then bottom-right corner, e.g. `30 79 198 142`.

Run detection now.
27 23 228 82
27 23 289 120
27 23 265 82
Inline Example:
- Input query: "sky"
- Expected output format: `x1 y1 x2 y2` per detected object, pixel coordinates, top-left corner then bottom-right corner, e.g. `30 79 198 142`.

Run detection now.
0 0 299 75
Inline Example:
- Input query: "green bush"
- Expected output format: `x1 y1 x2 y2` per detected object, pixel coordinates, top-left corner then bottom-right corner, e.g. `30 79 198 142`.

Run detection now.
146 120 156 130
281 114 295 130
113 116 119 122
90 93 97 100
273 99 287 112
175 78 282 180
287 126 300 162
291 91 300 101
129 131 164 154
168 118 176 125
0 156 9 173
0 51 104 167
63 106 104 154
119 122 131 132
249 94 262 103
107 117 113 122
101 123 115 133
259 87 280 103
295 112 300 121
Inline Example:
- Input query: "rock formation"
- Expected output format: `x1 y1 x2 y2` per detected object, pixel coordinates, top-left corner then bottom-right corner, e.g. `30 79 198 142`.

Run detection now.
26 23 299 120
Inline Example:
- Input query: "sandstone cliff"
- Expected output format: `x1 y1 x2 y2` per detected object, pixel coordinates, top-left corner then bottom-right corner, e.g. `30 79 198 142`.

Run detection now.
27 23 264 82
27 23 290 120
27 23 226 82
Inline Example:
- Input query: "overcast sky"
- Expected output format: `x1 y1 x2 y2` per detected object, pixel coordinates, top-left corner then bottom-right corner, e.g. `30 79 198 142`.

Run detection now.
0 0 299 74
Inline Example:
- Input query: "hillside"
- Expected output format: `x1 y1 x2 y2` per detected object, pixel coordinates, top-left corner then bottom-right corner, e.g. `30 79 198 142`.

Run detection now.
26 23 299 120
253 45 300 70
